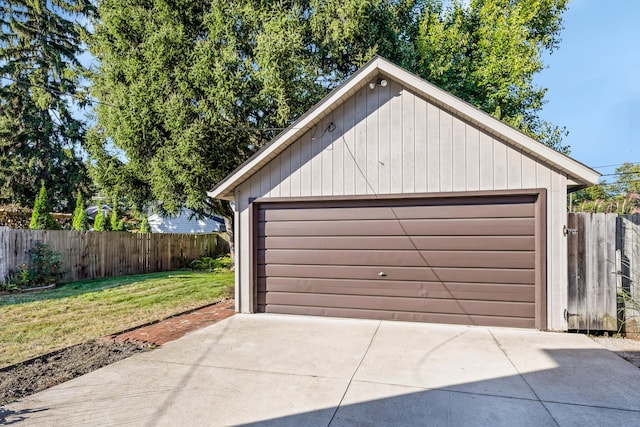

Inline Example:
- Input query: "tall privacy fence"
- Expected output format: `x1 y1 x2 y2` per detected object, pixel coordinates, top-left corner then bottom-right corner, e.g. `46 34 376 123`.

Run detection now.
567 213 640 336
0 227 230 284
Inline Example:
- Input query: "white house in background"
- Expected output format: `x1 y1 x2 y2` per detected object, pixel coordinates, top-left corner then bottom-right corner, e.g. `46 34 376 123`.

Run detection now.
147 209 226 234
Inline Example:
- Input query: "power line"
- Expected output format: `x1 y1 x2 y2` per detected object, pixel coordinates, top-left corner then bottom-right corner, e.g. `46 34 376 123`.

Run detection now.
599 171 640 178
592 161 640 169
590 179 640 187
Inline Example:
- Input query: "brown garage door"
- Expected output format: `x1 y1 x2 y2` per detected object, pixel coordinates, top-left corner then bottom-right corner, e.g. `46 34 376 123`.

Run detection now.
255 192 546 328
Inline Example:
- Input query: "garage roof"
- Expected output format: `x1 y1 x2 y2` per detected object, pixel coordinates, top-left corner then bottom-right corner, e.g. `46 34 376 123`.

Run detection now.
208 56 600 201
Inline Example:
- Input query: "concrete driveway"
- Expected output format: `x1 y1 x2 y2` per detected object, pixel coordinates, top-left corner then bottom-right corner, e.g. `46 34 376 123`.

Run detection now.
2 314 640 426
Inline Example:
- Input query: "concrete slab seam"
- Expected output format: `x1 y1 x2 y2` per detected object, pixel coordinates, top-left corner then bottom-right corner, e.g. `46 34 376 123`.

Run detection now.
327 320 382 427
538 400 640 414
133 357 351 381
488 328 561 427
347 378 551 403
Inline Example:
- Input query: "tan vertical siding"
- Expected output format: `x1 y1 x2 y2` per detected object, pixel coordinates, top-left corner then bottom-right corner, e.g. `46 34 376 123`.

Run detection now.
427 103 440 192
493 139 508 189
478 132 494 190
321 117 334 196
414 95 428 193
402 87 415 193
439 110 453 192
332 104 345 196
355 90 368 195
378 84 391 194
522 155 538 188
342 94 357 195
367 82 380 194
452 117 466 191
389 82 403 194
279 146 291 198
466 126 480 191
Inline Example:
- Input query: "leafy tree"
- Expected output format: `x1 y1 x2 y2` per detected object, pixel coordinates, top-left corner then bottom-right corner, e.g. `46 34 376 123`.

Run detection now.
88 0 569 219
414 0 569 152
71 191 88 231
0 0 93 211
29 180 55 229
572 163 640 214
93 200 106 231
610 163 640 196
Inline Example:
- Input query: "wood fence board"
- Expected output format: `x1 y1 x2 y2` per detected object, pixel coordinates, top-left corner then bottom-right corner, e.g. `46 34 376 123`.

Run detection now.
603 214 617 330
622 214 640 336
0 228 229 284
567 213 579 329
576 213 588 329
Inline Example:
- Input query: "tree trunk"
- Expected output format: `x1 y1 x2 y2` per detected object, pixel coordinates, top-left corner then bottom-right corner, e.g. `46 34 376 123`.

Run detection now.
223 208 234 269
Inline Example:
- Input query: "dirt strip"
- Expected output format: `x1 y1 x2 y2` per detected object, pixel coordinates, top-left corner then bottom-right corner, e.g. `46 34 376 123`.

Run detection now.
1 301 235 404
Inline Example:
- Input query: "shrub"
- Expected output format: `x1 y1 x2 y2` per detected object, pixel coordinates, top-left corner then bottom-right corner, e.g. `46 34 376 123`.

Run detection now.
93 201 106 231
30 243 65 285
29 181 57 230
189 255 232 272
3 243 64 290
72 192 89 231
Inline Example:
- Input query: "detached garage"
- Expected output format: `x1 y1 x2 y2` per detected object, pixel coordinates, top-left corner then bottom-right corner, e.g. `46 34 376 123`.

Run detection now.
209 56 599 331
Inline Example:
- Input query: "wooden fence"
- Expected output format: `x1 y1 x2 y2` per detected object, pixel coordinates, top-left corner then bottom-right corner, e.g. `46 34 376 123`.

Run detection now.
0 227 229 284
567 213 640 334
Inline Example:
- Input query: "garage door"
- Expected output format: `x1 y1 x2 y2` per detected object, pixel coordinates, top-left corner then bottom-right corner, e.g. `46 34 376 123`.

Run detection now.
255 193 545 328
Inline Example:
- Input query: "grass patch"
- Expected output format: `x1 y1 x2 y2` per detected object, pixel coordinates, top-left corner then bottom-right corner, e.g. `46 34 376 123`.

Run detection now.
0 269 234 368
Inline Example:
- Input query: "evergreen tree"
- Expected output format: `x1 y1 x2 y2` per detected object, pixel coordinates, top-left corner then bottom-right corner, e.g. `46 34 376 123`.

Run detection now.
109 197 121 231
93 200 106 231
87 0 418 217
71 191 88 231
139 216 150 234
0 0 93 211
29 180 55 229
88 0 569 216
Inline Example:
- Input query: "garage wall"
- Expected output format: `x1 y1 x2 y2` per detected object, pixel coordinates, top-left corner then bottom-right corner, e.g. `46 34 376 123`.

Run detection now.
233 79 568 330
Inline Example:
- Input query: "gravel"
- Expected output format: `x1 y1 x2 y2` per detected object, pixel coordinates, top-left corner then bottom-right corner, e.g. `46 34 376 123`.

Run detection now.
591 335 640 368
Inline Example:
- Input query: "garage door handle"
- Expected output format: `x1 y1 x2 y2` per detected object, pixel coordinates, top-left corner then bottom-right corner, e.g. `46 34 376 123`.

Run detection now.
378 272 387 277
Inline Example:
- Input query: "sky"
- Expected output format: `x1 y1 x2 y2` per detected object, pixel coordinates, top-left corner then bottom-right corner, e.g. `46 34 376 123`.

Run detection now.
534 0 640 179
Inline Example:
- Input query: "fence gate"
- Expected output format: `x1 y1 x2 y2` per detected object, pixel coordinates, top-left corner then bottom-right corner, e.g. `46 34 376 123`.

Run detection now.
567 213 617 331
567 213 640 334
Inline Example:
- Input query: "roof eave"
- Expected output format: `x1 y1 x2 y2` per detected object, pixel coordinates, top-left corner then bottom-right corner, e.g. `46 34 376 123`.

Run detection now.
208 56 600 200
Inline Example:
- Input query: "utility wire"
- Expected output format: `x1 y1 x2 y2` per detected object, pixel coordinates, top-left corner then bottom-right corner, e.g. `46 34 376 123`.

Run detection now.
590 179 640 187
592 161 640 169
599 171 640 177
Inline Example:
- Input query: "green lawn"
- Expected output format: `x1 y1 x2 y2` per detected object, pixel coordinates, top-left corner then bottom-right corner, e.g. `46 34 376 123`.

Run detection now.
0 269 234 367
